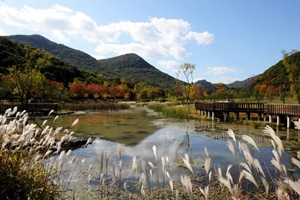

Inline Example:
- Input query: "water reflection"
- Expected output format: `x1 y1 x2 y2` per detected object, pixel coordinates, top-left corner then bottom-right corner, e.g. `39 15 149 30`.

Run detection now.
41 107 298 190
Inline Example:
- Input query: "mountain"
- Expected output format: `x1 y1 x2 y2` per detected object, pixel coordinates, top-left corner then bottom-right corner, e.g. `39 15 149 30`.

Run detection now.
7 34 100 73
0 36 98 86
7 34 179 88
195 79 215 90
227 75 259 88
97 53 178 88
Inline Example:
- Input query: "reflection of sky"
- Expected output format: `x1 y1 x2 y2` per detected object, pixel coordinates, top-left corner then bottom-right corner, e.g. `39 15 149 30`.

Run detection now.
56 110 298 191
70 120 298 184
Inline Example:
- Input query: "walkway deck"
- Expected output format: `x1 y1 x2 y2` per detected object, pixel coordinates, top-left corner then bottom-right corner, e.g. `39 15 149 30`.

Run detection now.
195 102 300 128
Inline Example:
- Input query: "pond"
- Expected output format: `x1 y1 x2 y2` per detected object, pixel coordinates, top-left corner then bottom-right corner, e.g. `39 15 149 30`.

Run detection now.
35 106 300 198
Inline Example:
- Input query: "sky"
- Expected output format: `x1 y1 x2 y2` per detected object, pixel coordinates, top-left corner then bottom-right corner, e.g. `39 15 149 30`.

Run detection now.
0 0 299 84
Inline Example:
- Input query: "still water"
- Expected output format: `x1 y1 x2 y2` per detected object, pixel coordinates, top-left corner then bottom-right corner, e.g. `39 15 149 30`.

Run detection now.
37 106 299 192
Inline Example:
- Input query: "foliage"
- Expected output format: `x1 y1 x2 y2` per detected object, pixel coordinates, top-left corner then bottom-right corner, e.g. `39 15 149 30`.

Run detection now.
282 50 300 103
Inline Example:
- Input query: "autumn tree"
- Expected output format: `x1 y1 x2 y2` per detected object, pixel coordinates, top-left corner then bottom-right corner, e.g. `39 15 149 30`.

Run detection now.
69 80 87 98
282 50 300 103
177 63 196 113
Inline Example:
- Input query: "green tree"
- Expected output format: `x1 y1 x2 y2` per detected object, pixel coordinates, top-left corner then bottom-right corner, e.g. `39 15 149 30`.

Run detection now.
177 63 196 113
7 45 53 109
282 50 300 103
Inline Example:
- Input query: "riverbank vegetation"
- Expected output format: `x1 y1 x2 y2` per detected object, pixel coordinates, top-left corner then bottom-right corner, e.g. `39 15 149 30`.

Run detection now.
0 107 299 199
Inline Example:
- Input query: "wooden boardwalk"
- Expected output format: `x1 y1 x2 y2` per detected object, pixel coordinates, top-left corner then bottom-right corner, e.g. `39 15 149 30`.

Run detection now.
195 102 300 128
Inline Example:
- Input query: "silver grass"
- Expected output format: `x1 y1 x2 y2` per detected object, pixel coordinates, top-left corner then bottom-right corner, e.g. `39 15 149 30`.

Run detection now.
54 115 59 122
227 140 236 158
204 147 210 158
199 185 209 200
48 109 54 116
217 166 223 178
284 178 300 195
152 145 157 162
181 175 193 199
240 162 251 173
208 171 212 182
123 181 127 193
226 164 233 185
148 161 155 169
169 179 174 193
182 153 194 175
297 151 300 159
71 119 79 128
227 129 236 142
261 177 269 195
204 158 211 174
132 156 137 174
141 185 146 197
219 177 233 194
264 125 284 156
241 169 258 188
242 135 259 151
253 158 265 178
271 149 282 173
242 146 254 167
85 137 92 146
43 150 52 158
165 170 170 180
291 157 300 169
118 144 122 160
42 120 47 127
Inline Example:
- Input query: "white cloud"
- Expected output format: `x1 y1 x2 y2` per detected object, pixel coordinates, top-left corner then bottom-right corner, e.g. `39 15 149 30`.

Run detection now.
158 60 180 72
204 66 241 75
186 31 214 44
0 4 214 61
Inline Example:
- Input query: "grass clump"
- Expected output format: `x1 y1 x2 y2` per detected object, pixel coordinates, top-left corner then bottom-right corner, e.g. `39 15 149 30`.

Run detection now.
147 103 188 119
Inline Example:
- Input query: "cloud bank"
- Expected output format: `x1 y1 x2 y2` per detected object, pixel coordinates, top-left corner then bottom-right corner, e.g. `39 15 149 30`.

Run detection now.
0 4 214 62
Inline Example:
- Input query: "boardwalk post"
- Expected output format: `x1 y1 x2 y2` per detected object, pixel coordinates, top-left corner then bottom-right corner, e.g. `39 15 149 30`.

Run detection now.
276 116 280 126
212 112 215 121
287 116 290 128
269 115 272 123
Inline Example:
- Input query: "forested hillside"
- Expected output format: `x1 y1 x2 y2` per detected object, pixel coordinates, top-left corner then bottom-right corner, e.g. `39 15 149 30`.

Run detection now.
7 34 179 88
0 36 98 86
8 34 100 73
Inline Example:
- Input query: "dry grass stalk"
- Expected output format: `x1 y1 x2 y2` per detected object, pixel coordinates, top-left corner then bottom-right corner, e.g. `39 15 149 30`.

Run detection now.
227 129 236 142
182 153 194 175
242 135 259 151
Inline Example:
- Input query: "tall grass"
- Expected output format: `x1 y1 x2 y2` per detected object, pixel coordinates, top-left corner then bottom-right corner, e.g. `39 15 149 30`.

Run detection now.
1 107 299 199
147 103 188 119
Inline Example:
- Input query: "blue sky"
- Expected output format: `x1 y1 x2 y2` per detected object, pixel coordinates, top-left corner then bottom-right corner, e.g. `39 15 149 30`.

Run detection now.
0 0 299 83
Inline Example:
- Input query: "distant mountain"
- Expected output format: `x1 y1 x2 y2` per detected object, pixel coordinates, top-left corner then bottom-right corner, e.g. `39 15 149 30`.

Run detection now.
195 79 215 90
7 34 179 88
227 75 259 88
7 34 100 73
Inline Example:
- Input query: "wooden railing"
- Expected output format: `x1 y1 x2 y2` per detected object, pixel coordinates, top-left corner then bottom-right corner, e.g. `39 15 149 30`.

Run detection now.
195 102 300 117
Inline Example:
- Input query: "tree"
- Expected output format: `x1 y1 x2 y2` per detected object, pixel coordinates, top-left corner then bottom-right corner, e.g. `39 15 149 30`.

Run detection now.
282 50 300 104
177 63 196 113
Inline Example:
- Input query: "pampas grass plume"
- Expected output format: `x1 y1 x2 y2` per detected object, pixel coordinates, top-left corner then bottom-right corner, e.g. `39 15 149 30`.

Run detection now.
182 153 193 175
227 129 236 142
242 135 259 151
